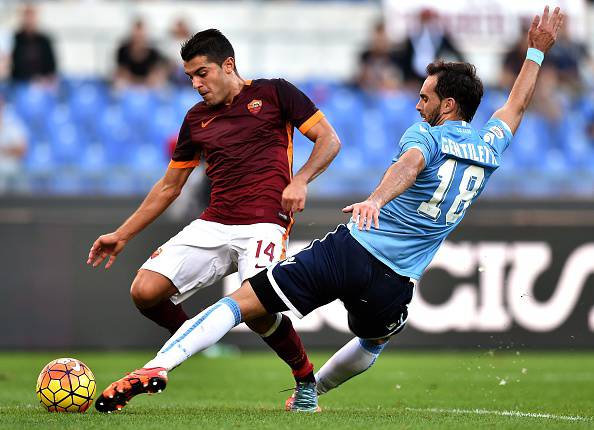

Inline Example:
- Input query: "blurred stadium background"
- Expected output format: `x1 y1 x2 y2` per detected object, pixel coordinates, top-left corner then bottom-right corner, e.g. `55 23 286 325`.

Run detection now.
0 0 593 352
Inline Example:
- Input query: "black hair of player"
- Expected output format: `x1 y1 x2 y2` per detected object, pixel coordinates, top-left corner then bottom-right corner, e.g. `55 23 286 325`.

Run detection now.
180 29 235 67
426 60 484 122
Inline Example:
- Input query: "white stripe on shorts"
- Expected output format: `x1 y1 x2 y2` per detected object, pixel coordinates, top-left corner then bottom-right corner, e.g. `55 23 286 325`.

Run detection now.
266 267 304 319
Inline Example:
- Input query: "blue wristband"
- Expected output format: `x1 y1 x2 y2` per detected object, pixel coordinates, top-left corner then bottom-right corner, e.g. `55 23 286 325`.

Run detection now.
526 48 544 66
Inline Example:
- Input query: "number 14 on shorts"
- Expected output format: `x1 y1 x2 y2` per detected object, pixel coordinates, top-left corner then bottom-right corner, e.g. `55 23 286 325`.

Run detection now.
254 240 276 269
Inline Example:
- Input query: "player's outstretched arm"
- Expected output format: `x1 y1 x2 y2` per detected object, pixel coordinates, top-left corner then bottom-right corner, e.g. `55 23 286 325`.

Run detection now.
343 148 425 230
86 167 194 269
281 118 341 213
493 6 564 134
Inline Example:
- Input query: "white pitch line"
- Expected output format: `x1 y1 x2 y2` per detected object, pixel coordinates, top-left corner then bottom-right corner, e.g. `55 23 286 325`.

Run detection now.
405 407 592 422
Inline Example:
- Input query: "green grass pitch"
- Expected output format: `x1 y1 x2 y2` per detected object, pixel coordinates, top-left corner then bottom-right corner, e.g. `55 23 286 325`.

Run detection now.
1 350 592 429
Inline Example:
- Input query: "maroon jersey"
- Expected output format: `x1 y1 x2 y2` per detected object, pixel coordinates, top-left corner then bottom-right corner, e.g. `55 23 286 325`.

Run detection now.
169 78 324 229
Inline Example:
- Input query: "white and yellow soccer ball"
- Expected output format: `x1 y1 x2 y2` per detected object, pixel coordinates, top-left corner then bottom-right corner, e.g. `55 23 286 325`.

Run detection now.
36 358 96 412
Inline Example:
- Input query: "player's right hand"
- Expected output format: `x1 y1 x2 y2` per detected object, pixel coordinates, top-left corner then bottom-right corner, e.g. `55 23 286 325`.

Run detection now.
87 232 128 269
342 199 380 231
281 177 308 213
528 6 564 54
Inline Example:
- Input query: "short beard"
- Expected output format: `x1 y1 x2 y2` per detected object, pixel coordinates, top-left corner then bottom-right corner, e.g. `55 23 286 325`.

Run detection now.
426 105 442 127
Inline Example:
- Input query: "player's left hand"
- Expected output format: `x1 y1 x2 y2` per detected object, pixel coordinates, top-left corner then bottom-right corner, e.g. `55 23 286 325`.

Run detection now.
343 199 380 231
282 177 308 213
528 5 564 54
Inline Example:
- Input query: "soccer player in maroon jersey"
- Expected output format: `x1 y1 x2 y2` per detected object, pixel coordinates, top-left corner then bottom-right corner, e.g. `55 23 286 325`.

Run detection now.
87 29 340 411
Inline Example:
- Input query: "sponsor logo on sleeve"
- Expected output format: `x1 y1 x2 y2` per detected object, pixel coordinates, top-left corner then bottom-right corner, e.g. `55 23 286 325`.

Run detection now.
150 247 163 259
489 125 504 139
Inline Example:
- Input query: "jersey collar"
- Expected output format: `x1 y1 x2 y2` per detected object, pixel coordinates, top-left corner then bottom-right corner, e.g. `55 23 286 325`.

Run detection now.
443 120 470 127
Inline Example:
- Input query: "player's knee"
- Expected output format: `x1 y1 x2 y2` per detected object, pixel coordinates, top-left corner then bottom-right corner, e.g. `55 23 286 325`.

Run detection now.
245 314 277 334
130 278 158 309
130 271 173 309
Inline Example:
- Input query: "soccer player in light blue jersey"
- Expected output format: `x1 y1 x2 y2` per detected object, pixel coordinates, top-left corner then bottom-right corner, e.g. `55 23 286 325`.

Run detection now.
94 6 563 413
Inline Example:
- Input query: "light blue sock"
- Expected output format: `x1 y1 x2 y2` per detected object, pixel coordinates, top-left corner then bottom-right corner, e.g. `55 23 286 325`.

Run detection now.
145 297 241 371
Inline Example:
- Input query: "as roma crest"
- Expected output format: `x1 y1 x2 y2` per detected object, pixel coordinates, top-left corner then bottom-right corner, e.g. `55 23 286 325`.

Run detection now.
247 99 263 114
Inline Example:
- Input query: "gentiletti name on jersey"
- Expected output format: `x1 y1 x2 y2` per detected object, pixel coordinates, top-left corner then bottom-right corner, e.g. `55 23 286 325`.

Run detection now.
441 137 499 166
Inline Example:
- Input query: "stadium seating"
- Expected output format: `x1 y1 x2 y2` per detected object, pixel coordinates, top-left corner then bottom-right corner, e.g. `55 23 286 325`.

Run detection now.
13 84 57 146
66 79 109 144
5 80 594 197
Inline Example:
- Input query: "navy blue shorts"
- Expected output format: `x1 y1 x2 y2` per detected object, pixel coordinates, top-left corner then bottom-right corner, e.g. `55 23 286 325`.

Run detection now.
249 225 414 339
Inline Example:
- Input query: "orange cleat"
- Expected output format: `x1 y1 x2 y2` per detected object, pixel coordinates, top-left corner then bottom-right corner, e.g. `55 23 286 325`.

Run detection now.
95 367 168 413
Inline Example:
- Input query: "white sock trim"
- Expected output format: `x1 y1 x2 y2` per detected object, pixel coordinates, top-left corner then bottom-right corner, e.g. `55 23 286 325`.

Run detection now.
260 313 283 338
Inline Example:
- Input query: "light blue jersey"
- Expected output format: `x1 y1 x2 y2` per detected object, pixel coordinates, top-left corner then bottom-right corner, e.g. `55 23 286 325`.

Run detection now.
350 118 513 280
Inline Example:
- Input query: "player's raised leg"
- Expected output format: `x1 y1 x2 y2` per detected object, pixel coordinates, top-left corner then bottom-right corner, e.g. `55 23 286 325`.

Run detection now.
95 281 275 413
146 285 268 370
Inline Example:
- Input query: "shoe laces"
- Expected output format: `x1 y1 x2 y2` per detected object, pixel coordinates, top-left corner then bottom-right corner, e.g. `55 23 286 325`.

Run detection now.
292 381 317 410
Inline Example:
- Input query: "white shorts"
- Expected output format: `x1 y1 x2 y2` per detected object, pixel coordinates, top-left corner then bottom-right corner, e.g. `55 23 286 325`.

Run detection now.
141 219 288 305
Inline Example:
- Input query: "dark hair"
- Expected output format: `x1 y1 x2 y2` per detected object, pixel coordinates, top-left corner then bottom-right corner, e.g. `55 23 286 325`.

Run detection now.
426 60 483 122
180 29 235 66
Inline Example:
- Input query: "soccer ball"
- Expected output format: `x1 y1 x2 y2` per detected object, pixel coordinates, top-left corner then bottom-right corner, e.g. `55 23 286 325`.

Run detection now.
35 358 96 412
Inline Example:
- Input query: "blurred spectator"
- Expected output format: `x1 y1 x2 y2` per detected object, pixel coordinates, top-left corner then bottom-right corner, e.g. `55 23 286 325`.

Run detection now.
0 96 27 192
547 22 590 97
162 18 194 87
499 22 563 123
10 4 57 84
533 68 565 124
0 29 11 80
115 19 166 88
498 24 529 91
396 8 464 87
355 20 401 92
